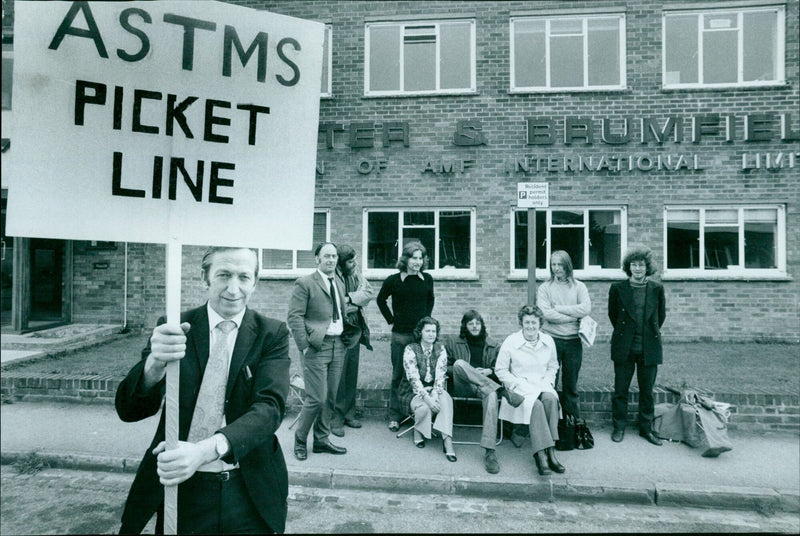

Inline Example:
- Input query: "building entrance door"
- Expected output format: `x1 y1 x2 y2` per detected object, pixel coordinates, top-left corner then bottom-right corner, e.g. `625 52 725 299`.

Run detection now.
29 238 67 327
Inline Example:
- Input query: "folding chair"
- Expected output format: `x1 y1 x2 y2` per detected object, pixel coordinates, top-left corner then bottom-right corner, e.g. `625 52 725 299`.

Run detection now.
288 373 305 429
452 395 503 446
395 413 415 439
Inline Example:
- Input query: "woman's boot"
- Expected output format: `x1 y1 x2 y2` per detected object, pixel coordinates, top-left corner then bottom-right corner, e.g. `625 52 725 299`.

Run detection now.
534 450 552 475
546 446 565 473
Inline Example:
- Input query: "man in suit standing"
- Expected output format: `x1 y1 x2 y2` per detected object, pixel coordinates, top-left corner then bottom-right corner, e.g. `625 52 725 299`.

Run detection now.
331 244 375 438
287 242 348 460
116 247 290 534
608 246 667 446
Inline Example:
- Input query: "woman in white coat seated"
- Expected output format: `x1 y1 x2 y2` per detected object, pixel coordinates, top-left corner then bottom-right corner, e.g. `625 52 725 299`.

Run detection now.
495 305 565 476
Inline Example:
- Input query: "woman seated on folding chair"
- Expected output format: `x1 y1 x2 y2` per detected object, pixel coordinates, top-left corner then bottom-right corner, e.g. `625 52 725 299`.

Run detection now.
397 316 457 462
495 305 565 476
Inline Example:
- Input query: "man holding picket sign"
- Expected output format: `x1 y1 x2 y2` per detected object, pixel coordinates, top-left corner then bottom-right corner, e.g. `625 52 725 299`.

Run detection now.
116 247 290 534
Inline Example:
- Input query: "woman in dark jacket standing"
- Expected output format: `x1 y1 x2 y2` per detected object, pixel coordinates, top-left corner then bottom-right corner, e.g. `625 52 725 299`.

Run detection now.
608 246 666 446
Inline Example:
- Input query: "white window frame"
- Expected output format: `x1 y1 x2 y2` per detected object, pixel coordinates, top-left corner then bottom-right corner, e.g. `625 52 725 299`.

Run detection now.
321 25 333 98
510 206 628 280
258 209 330 278
662 4 785 89
663 204 787 279
362 207 477 279
510 13 627 92
364 19 477 97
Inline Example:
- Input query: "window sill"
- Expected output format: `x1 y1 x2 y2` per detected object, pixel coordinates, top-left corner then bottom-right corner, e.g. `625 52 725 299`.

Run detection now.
509 87 628 94
364 270 479 281
661 82 789 92
363 90 478 99
507 271 628 282
662 272 792 281
259 270 315 280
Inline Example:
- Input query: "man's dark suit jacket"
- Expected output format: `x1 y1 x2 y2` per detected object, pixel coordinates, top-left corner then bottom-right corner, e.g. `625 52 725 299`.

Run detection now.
115 305 291 534
608 279 667 367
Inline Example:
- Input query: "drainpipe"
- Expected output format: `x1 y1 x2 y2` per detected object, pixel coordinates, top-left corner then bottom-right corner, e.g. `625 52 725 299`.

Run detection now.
122 242 128 333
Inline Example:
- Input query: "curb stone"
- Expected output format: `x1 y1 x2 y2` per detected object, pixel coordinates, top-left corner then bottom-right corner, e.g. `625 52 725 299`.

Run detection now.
2 449 796 513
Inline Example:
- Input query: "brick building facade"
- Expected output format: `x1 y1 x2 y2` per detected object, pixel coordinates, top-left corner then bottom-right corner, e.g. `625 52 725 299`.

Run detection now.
3 0 799 342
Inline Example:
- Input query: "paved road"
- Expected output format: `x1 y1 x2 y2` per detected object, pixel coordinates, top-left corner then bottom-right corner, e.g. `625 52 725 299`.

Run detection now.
2 466 798 534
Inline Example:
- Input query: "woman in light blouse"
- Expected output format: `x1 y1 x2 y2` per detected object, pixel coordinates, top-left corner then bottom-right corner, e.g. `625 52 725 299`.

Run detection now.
397 316 457 462
495 305 565 476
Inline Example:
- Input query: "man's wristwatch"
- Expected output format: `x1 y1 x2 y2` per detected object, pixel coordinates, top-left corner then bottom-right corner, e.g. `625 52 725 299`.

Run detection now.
214 434 230 459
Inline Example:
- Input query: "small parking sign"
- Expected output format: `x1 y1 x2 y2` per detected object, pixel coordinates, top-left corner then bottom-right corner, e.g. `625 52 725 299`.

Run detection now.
517 182 549 208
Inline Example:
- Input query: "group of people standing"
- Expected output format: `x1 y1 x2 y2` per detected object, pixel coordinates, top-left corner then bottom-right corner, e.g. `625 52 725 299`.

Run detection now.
114 241 666 534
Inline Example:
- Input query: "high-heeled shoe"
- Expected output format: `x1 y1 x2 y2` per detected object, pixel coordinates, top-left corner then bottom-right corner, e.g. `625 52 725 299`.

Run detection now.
534 450 552 476
442 442 457 462
414 431 425 448
546 447 565 473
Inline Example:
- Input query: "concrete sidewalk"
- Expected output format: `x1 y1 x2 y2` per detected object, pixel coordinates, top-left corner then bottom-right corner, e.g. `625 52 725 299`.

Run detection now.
1 401 798 512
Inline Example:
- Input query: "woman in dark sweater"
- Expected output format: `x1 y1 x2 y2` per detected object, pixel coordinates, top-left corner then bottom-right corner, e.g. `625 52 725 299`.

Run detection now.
377 241 435 431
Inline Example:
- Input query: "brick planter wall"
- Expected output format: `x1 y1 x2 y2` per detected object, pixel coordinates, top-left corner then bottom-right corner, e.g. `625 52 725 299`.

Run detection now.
3 373 797 433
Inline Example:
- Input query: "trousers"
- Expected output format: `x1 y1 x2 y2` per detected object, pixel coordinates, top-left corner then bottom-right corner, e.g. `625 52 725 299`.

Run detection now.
295 335 345 444
529 392 560 454
452 360 500 449
389 332 414 421
553 337 583 418
612 351 658 433
409 390 454 439
333 343 361 425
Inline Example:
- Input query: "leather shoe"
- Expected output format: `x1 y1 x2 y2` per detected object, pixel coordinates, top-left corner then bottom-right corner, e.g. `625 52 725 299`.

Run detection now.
344 418 362 429
294 436 307 461
611 429 625 443
388 421 400 432
534 450 552 476
639 431 663 446
484 450 500 474
545 447 565 473
312 440 347 454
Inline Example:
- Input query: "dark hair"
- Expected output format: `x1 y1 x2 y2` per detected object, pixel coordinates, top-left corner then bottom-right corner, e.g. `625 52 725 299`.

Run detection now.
622 246 657 277
412 316 440 342
459 309 487 340
396 241 428 272
314 242 338 257
517 304 544 325
549 250 575 284
201 247 259 284
336 244 356 269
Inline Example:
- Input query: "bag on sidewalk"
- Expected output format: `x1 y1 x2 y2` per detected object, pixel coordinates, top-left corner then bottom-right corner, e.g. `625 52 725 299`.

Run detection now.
574 419 594 449
555 414 576 451
655 387 733 457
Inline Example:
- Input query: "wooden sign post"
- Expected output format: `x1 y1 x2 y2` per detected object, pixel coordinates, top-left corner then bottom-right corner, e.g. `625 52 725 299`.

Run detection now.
9 2 325 532
517 182 549 306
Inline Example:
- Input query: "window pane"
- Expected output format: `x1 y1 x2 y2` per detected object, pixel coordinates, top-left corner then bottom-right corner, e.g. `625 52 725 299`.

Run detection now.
743 10 777 81
704 226 739 269
404 211 434 226
262 249 292 270
320 27 330 94
665 15 698 84
1 53 12 110
551 228 584 269
588 210 621 268
403 228 435 266
667 213 700 268
551 18 583 34
440 22 471 89
368 212 398 269
296 213 328 268
439 211 470 269
744 209 777 268
550 35 583 87
552 210 583 226
703 28 738 83
587 18 620 86
514 19 546 87
369 25 400 91
404 26 436 91
705 209 738 224
514 210 546 270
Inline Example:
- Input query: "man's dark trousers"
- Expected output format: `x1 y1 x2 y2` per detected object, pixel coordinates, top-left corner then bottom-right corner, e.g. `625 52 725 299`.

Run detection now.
333 344 360 425
612 351 658 433
295 335 345 444
553 337 583 418
388 332 414 422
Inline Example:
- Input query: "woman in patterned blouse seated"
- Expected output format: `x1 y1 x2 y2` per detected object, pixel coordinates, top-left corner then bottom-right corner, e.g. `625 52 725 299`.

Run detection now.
397 316 457 462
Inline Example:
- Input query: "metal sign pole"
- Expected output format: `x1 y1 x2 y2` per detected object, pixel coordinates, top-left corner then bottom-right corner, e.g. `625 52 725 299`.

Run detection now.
527 207 537 306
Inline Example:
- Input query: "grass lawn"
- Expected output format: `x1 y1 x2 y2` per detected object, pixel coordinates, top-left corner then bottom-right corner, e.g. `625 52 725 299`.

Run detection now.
5 332 798 394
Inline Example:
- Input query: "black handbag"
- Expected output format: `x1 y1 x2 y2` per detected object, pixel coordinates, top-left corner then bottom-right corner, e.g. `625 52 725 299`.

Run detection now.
555 414 576 451
575 419 595 450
